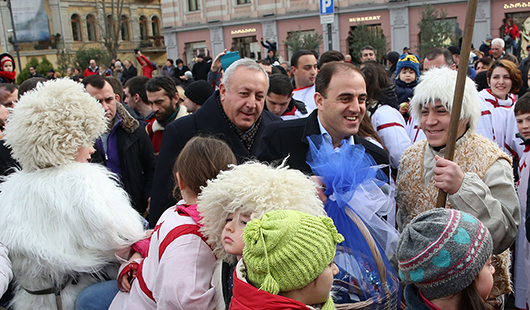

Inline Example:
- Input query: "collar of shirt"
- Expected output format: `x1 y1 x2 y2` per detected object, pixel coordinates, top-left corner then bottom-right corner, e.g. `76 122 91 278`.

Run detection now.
317 114 355 148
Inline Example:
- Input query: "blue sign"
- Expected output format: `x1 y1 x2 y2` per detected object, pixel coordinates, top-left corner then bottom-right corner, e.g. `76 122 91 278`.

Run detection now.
320 0 333 15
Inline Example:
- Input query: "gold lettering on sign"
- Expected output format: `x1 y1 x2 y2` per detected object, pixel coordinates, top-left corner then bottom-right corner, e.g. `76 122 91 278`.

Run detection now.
231 28 257 35
349 15 381 23
504 2 530 9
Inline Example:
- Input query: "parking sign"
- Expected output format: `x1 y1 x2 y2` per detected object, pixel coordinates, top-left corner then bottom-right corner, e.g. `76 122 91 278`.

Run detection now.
320 0 333 15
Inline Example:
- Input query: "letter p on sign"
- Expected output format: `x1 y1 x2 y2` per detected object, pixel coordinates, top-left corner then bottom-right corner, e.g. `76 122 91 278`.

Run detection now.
320 0 333 14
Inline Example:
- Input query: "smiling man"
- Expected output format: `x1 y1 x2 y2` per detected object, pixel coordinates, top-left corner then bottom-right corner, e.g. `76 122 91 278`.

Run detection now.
258 62 389 175
149 58 280 226
396 67 519 309
291 50 319 113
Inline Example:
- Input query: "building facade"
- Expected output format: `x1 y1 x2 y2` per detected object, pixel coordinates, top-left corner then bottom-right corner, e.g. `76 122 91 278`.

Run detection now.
0 0 167 71
161 0 528 65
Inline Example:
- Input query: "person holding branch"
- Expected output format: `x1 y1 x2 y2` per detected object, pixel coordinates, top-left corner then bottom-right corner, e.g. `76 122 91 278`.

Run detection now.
396 67 520 309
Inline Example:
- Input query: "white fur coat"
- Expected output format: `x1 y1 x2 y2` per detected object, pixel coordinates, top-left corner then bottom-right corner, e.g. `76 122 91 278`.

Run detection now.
0 163 145 310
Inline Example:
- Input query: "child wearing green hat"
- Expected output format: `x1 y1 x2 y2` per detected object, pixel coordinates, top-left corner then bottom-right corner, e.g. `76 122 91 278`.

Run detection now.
230 210 344 310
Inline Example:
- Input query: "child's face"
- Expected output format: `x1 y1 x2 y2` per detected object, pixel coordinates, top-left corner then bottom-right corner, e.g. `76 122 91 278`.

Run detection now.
516 112 530 140
2 61 13 72
222 210 251 257
399 67 416 83
304 262 339 305
475 256 495 301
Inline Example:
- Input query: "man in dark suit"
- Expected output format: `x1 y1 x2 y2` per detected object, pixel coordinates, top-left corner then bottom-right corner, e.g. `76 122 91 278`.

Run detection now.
149 58 281 227
258 61 390 177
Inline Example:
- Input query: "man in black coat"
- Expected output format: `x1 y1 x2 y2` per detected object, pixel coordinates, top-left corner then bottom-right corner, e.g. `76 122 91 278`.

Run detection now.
258 61 390 177
83 75 156 215
149 58 281 227
191 54 210 81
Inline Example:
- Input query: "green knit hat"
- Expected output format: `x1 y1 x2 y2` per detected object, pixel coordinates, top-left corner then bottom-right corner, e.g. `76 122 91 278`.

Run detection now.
243 210 344 297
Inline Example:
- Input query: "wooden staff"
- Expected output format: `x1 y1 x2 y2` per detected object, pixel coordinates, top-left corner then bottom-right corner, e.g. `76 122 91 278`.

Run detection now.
436 0 479 208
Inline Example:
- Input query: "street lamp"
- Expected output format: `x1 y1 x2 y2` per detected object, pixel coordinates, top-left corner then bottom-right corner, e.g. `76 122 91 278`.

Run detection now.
6 0 22 74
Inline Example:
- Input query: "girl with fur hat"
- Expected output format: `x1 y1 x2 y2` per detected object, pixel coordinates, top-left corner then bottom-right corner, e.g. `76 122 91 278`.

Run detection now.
197 161 327 309
397 208 495 310
231 210 344 310
0 78 145 310
0 53 16 84
109 136 237 310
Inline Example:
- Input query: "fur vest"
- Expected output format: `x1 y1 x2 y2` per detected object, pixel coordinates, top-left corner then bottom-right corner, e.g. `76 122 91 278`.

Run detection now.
397 132 513 300
0 163 145 310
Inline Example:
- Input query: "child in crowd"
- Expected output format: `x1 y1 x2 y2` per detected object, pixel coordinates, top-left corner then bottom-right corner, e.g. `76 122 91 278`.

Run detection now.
0 78 145 310
198 161 327 309
0 53 15 84
109 136 237 310
512 92 530 308
397 208 495 310
394 54 420 120
230 210 344 310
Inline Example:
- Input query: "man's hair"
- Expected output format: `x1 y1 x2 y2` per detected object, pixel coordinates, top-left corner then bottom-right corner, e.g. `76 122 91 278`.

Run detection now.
223 58 268 92
319 50 345 67
257 59 271 66
146 75 177 100
18 77 46 99
124 76 149 103
315 62 362 98
487 59 523 94
81 75 107 89
176 59 184 65
515 92 530 116
268 74 293 97
106 76 125 102
360 45 375 55
424 48 454 67
492 38 505 48
0 83 19 94
167 59 174 65
290 50 318 68
29 66 35 70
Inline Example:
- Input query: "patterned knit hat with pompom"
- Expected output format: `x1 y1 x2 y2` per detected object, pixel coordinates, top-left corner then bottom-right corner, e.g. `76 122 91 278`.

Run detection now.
242 210 344 308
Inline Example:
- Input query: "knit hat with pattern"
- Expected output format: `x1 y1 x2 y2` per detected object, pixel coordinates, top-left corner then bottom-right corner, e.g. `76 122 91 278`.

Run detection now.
397 208 493 300
396 54 420 79
243 210 344 296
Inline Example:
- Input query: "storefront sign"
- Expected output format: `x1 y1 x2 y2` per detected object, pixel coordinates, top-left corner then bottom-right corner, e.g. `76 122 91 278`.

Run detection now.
504 2 530 9
349 15 381 23
231 28 257 35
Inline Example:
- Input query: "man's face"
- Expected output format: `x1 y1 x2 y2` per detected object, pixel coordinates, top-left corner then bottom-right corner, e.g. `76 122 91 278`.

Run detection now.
0 104 9 129
147 89 177 124
261 64 272 76
166 61 172 67
219 67 268 132
29 67 36 75
423 55 451 70
123 87 136 109
47 71 54 78
66 68 73 76
292 55 318 88
420 101 468 147
184 97 199 113
124 60 131 68
491 42 504 58
89 60 96 69
361 49 376 62
85 82 117 126
197 57 203 63
0 88 18 108
266 92 291 117
316 70 367 147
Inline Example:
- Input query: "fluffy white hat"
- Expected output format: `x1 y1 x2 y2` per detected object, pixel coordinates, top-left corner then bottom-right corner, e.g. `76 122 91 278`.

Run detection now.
4 78 106 171
410 67 481 133
198 161 327 263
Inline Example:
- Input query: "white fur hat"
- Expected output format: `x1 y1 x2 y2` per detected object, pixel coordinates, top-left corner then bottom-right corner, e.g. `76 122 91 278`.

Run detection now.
410 67 481 133
198 161 327 263
4 78 106 171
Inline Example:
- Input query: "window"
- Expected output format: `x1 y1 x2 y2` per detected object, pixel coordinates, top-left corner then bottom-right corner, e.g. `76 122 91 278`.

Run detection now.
86 14 97 41
151 16 160 37
237 0 251 4
120 15 130 41
188 0 200 11
139 16 148 40
71 14 82 41
106 15 116 36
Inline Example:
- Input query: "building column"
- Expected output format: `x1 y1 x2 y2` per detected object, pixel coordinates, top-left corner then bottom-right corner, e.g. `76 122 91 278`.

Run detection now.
130 6 140 48
209 26 225 58
164 30 179 60
321 14 340 52
389 6 409 53
474 0 491 49
0 2 10 53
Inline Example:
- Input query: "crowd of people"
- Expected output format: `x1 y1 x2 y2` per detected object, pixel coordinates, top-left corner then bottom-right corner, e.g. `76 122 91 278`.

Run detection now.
0 32 528 310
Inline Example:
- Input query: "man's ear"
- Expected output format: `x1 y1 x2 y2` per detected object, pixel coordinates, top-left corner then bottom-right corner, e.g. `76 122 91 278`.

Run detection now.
219 83 227 103
115 94 121 103
133 93 140 103
315 92 324 110
172 93 180 108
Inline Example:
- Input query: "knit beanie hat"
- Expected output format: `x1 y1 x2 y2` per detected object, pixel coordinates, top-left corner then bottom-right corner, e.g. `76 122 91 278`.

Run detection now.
185 80 214 106
396 54 420 79
397 208 493 300
243 210 344 297
0 55 13 70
